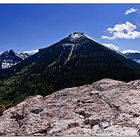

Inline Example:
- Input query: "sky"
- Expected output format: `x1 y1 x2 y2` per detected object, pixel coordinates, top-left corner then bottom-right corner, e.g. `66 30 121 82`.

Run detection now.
0 4 140 53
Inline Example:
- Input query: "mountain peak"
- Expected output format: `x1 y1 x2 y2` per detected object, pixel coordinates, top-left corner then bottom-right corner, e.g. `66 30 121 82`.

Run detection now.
1 49 15 56
69 32 84 37
67 32 95 43
8 49 15 55
68 32 85 41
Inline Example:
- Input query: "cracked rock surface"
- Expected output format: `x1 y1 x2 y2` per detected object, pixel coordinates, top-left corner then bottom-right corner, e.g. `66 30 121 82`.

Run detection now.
0 78 140 136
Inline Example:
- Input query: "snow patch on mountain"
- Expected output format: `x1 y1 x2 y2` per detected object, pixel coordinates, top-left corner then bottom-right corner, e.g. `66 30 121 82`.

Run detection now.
62 43 74 47
68 32 85 42
64 44 75 65
69 32 84 39
0 50 33 69
123 50 140 64
23 49 38 55
136 60 140 64
122 50 140 54
1 61 18 69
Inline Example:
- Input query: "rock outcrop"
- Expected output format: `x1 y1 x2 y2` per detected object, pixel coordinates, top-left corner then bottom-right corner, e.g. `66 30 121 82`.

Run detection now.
0 78 140 136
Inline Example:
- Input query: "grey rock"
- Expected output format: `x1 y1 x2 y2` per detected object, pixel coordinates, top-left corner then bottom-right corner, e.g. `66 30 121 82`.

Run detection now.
31 108 43 114
0 78 140 136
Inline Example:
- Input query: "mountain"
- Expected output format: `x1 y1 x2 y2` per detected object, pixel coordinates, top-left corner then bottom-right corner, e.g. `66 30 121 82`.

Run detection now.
124 52 140 64
0 50 31 69
16 52 31 60
0 32 140 114
0 78 140 136
0 50 23 69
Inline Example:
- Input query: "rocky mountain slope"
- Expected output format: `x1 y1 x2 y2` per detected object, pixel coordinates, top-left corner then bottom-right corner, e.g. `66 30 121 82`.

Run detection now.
0 50 30 69
0 32 140 115
0 78 140 136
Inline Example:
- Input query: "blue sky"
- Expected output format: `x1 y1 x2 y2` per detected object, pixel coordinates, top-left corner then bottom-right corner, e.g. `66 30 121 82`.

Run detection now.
0 4 140 53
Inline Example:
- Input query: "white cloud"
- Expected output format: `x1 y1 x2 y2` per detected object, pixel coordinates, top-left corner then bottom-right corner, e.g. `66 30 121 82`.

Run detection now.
124 8 138 15
102 43 119 51
122 49 140 54
23 49 38 55
102 35 115 40
102 21 140 40
107 22 136 33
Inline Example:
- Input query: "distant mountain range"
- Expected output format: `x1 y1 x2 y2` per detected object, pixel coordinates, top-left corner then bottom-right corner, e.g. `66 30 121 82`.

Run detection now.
1 47 140 70
123 51 140 64
0 32 140 114
0 50 36 69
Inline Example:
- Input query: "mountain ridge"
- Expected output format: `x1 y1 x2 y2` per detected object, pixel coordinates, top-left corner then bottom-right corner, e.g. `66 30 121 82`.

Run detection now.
124 52 140 64
0 32 140 114
0 50 31 69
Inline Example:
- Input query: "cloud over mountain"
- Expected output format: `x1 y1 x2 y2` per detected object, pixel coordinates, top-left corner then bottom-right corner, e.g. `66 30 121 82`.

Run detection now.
122 49 140 54
102 43 119 51
102 22 140 40
23 49 38 55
